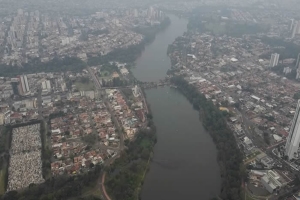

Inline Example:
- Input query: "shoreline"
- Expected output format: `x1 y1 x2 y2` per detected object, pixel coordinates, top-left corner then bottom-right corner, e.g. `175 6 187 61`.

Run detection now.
170 76 243 199
103 18 169 200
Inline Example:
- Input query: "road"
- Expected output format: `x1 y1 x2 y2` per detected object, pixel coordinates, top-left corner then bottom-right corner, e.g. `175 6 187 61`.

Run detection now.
87 66 127 200
87 66 125 151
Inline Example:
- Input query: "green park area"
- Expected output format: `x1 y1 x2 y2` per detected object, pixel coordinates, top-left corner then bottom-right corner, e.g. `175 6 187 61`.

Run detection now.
74 77 95 91
75 81 95 91
244 151 261 164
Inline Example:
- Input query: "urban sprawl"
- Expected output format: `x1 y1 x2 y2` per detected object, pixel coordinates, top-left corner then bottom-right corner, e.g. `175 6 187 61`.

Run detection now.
1 0 300 199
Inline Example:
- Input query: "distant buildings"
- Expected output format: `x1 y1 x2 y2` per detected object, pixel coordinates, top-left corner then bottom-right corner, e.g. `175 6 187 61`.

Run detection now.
285 100 300 160
269 53 279 68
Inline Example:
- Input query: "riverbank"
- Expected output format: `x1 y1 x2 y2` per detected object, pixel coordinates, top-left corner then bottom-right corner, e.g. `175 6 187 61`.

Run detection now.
170 76 243 200
87 17 171 66
105 124 157 200
103 17 172 200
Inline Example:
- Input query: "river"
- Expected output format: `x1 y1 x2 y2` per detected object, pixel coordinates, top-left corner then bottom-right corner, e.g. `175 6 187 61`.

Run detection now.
132 15 221 200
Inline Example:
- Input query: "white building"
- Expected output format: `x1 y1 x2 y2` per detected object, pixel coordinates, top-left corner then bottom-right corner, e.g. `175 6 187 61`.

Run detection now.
20 76 26 94
296 53 300 70
285 100 300 160
269 53 280 68
290 19 295 31
292 21 299 38
132 85 140 98
41 80 51 92
261 170 285 193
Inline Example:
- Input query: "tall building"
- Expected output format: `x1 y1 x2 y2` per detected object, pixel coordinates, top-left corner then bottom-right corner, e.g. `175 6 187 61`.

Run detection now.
285 100 300 160
133 9 138 18
147 6 155 19
292 21 299 39
290 19 295 31
24 75 29 92
296 54 300 79
19 75 29 94
20 75 26 94
296 53 300 69
269 53 280 67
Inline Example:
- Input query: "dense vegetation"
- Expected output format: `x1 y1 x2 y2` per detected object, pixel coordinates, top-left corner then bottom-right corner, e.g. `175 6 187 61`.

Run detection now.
271 64 297 80
0 127 11 157
40 121 52 179
0 126 11 195
105 120 156 200
259 36 300 59
1 165 102 200
170 76 243 200
0 57 86 77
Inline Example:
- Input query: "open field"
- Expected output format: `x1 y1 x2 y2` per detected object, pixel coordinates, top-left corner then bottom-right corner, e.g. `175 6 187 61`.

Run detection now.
75 81 95 91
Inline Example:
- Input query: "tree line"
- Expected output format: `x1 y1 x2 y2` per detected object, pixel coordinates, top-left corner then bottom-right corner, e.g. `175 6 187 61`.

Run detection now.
259 36 300 59
170 76 243 200
0 56 86 77
105 119 156 200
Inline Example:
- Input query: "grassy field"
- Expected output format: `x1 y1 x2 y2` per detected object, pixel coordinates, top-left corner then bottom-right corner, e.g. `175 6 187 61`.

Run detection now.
75 81 95 91
0 163 7 195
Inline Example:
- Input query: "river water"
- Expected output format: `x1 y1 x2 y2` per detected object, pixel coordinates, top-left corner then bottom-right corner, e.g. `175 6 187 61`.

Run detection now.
132 15 221 200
